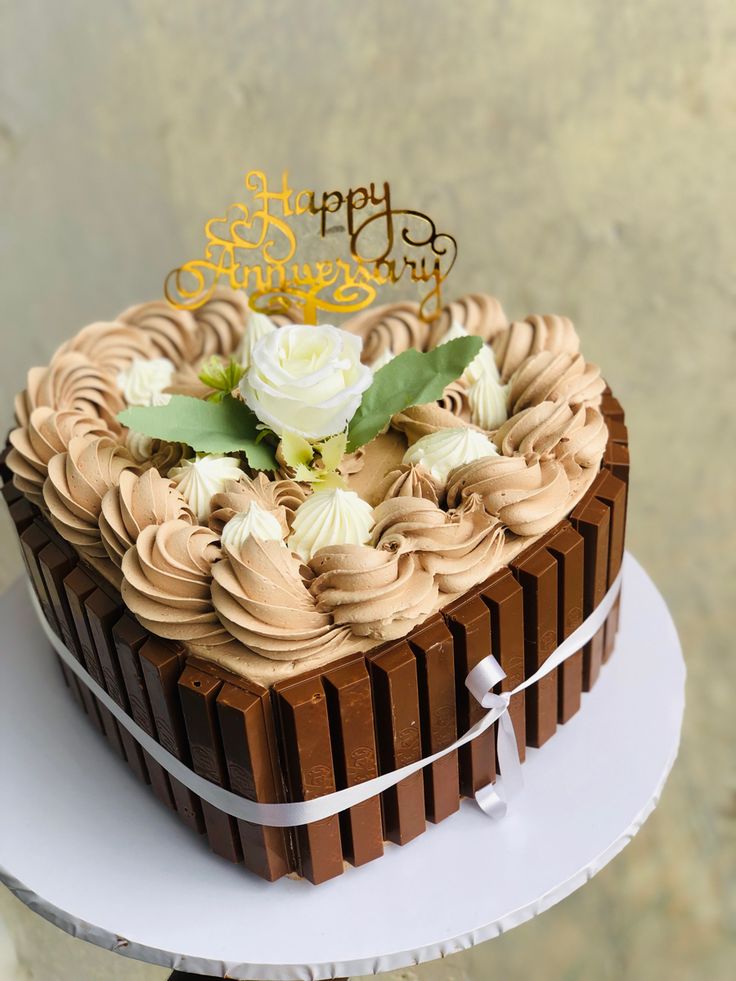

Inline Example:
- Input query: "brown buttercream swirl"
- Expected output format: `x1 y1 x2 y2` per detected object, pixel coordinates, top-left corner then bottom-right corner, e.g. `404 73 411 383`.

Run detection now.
54 321 154 375
118 301 200 367
7 407 112 507
494 314 581 382
19 353 124 430
494 399 583 458
209 474 307 538
43 435 136 557
211 537 353 659
446 455 571 537
554 406 608 477
343 301 430 364
122 519 228 645
375 464 441 505
100 468 194 567
192 286 249 360
309 544 438 639
427 293 508 348
392 402 466 444
371 496 505 592
437 379 470 418
508 351 605 413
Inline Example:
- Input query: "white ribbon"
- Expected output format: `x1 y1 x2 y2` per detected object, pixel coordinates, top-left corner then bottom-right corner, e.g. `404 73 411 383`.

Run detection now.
30 568 622 829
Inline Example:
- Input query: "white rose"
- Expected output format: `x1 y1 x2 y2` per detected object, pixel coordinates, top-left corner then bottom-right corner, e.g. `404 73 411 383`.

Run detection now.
240 324 373 439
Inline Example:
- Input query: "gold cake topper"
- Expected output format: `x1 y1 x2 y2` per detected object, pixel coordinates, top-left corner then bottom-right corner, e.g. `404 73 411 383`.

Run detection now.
165 170 457 323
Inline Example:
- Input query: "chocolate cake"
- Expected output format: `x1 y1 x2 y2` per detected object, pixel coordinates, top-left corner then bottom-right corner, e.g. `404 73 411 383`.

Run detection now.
2 288 629 883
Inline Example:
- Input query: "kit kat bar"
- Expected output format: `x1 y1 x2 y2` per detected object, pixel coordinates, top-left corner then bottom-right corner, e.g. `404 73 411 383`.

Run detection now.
1 479 21 508
38 543 79 659
8 497 35 536
444 595 496 794
368 641 426 845
139 637 204 834
594 470 627 584
546 524 585 723
480 569 527 761
0 443 13 483
217 683 293 881
408 618 460 824
570 497 610 690
273 673 344 884
63 567 105 687
323 659 384 866
600 394 625 422
178 665 242 864
510 546 559 748
19 523 59 634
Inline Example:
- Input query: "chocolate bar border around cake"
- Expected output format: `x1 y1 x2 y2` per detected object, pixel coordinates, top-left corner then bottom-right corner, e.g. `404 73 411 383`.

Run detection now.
0 387 629 885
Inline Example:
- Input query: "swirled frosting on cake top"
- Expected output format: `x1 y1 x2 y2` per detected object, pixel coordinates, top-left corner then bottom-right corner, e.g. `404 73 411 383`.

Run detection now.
7 287 610 685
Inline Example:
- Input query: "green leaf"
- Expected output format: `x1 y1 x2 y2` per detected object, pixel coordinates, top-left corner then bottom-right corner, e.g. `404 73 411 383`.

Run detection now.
346 335 483 451
118 395 277 471
198 356 245 399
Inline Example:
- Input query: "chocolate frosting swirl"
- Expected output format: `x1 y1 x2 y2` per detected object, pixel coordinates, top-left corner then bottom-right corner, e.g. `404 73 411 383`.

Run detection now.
494 399 583 458
118 301 200 367
437 379 470 418
309 544 438 639
192 286 249 360
122 519 229 645
392 402 466 444
43 435 136 557
100 468 194 567
342 301 430 364
494 314 581 382
20 353 124 430
508 351 605 413
555 406 609 477
54 322 154 375
427 293 508 348
209 474 307 538
375 464 441 505
7 408 112 507
211 537 353 659
446 455 571 537
371 496 505 592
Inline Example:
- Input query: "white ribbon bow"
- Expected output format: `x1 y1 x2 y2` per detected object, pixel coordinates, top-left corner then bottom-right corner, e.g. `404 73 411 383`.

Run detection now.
31 567 622 828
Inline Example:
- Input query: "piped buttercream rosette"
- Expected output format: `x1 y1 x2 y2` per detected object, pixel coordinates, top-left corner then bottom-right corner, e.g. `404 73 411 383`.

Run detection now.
121 519 229 645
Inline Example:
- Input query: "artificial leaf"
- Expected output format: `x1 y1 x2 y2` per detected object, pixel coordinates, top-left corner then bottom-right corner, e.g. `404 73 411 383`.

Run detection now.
198 356 245 400
346 335 484 451
281 431 314 469
118 395 276 470
316 431 347 471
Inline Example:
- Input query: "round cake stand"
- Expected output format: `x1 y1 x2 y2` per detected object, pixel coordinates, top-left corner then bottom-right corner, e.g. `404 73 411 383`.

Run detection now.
0 553 685 981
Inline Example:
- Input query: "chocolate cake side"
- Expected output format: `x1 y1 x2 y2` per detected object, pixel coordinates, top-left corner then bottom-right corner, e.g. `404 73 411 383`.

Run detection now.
1 394 629 885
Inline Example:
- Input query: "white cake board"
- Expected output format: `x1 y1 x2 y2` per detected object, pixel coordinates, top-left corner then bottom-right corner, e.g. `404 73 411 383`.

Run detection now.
0 554 685 980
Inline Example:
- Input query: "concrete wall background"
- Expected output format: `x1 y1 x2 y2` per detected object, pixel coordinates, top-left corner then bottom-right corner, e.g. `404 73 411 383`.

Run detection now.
0 1 734 978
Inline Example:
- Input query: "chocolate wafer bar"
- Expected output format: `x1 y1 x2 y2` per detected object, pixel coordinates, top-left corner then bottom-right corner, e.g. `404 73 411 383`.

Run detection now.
19 522 59 634
570 497 610 690
408 617 460 824
113 614 181 804
217 682 293 881
139 637 204 834
368 641 426 845
480 569 527 762
510 545 559 748
178 665 242 864
7 497 35 536
443 594 496 794
1 479 21 508
545 523 585 723
601 394 625 422
323 659 384 866
273 673 344 884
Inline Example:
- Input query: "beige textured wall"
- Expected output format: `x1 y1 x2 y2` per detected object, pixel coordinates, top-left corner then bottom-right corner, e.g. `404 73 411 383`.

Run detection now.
1 1 734 979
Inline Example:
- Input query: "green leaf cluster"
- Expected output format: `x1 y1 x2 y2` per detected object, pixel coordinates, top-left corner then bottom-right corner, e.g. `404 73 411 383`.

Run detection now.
117 396 276 471
346 335 482 451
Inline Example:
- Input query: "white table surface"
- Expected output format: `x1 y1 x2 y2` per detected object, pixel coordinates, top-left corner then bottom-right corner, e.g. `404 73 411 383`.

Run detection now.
0 554 685 980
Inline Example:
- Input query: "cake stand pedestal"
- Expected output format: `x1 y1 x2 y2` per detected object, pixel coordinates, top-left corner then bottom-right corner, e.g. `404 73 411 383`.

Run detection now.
0 554 684 981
